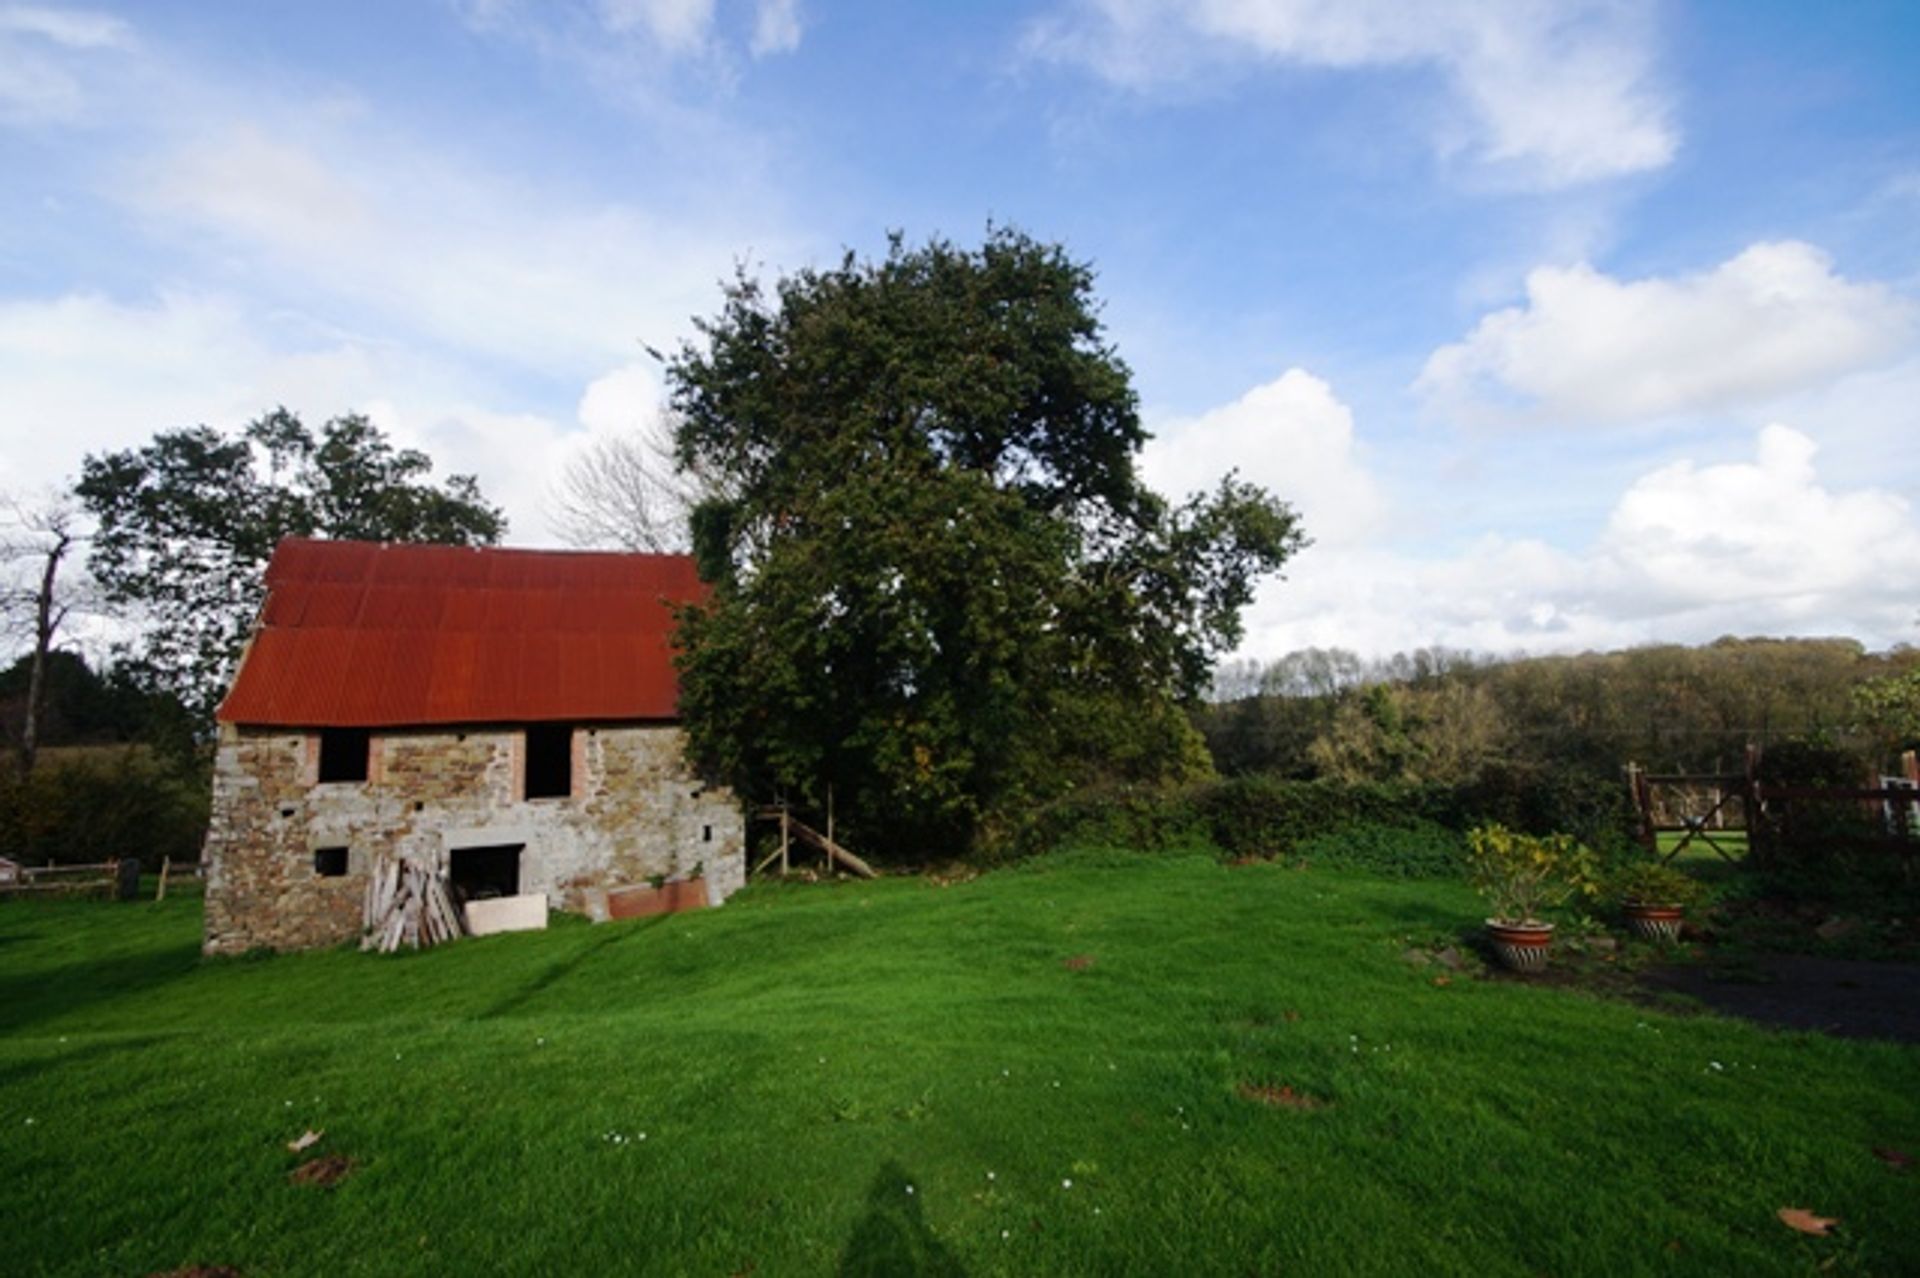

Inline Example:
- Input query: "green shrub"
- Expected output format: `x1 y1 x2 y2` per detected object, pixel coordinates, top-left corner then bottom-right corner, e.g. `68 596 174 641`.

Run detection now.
1015 764 1641 882
1607 860 1704 908
1466 823 1599 924
0 747 208 868
1013 781 1207 859
1293 820 1465 879
1753 737 1911 905
1453 762 1639 866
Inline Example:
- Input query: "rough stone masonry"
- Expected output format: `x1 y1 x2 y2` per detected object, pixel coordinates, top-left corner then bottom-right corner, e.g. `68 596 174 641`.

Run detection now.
203 722 744 954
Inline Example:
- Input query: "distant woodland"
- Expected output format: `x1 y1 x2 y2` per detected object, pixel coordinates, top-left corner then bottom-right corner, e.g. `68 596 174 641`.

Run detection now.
1199 637 1920 784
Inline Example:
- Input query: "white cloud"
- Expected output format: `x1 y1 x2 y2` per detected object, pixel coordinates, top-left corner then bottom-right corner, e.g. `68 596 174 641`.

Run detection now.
1026 0 1675 188
598 0 716 52
457 0 801 71
750 0 801 57
0 5 128 49
1418 241 1916 425
1140 368 1385 548
0 3 130 122
0 288 647 546
127 121 800 381
1239 423 1920 658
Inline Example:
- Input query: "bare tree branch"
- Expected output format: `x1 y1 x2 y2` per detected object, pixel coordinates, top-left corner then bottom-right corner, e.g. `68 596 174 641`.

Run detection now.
1 491 95 775
546 411 727 553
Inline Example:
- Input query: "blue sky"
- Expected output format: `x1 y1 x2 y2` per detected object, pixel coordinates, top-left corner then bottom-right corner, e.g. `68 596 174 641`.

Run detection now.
3 1 1918 658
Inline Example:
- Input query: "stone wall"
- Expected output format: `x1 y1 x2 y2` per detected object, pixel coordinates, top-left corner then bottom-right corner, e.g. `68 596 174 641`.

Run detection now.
203 722 745 955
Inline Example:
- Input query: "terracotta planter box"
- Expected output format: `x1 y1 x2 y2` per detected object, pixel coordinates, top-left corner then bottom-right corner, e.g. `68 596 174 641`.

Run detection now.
607 878 709 921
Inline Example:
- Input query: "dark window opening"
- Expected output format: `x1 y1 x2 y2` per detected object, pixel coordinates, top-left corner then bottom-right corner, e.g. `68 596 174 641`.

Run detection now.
703 825 713 843
318 728 371 783
314 846 350 877
524 725 572 800
449 844 522 901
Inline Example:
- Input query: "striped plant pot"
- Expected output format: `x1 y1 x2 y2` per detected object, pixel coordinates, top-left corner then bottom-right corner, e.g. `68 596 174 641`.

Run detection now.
1623 902 1684 943
1486 920 1555 972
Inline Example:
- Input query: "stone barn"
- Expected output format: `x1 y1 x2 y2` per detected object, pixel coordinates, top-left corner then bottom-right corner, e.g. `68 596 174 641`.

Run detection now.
202 538 745 955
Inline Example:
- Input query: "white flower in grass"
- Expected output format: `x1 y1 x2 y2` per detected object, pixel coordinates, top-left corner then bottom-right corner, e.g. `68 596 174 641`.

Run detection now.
986 1171 995 1181
1000 1230 1010 1240
1062 1178 1072 1189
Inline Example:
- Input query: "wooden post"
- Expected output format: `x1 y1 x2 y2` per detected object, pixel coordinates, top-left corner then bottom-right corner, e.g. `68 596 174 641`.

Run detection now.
826 784 835 874
156 857 171 903
1624 763 1655 856
1744 743 1766 869
1903 749 1918 785
780 807 790 875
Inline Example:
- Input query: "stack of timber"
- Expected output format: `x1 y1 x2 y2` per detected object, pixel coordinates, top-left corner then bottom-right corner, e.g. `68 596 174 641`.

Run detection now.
361 857 466 953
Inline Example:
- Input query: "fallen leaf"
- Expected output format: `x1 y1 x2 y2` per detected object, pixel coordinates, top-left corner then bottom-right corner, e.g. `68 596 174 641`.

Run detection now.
1431 975 1452 987
1062 955 1095 971
1282 1009 1301 1022
1778 1207 1838 1236
287 1129 323 1153
1872 1146 1913 1172
290 1155 357 1188
1236 1081 1329 1110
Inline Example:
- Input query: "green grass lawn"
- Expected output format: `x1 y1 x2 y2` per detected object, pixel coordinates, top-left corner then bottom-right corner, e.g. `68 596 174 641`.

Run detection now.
1657 828 1751 864
3 850 1916 1276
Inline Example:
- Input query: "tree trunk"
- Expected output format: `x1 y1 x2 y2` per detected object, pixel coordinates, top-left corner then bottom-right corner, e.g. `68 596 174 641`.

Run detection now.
20 530 70 779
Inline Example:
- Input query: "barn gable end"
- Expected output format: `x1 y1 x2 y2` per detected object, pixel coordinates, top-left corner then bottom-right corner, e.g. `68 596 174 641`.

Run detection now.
202 539 744 955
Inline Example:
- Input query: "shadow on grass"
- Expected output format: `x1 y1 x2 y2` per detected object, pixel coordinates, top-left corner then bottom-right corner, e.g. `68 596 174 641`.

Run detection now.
479 918 660 1020
0 1034 166 1088
0 947 201 1035
837 1160 967 1278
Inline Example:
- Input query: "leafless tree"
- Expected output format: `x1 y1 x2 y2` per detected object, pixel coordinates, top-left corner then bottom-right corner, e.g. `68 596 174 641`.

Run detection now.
548 411 726 553
1 493 90 776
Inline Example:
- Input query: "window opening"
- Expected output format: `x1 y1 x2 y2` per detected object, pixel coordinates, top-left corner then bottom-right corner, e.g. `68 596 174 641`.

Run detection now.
449 844 522 901
313 847 350 877
524 725 572 800
317 728 371 783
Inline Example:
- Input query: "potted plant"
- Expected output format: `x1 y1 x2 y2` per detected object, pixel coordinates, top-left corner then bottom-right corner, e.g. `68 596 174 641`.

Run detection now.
1466 823 1598 971
1609 861 1702 943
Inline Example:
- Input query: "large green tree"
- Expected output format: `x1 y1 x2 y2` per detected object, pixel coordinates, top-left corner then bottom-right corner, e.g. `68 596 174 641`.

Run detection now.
77 409 505 722
669 230 1304 856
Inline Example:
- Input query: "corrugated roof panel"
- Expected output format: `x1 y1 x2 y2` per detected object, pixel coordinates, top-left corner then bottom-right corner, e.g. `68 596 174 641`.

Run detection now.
441 587 490 631
218 539 705 726
422 631 480 722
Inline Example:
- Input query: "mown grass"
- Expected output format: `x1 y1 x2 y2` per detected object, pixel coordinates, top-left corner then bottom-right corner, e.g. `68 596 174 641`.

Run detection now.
2 849 1916 1276
1657 828 1751 864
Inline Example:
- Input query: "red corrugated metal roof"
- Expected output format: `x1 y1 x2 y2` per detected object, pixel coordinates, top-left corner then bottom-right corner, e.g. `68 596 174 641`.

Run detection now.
216 539 706 727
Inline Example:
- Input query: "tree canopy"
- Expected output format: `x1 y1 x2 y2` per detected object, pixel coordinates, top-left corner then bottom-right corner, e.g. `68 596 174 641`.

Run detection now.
669 230 1304 856
77 409 505 722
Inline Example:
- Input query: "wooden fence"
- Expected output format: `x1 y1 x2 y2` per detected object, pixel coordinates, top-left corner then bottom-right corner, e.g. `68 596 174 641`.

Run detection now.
1626 747 1920 866
0 859 139 899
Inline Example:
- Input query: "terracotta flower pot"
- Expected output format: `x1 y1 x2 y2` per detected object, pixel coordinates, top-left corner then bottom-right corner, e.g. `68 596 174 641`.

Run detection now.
1622 901 1684 943
1487 919 1555 972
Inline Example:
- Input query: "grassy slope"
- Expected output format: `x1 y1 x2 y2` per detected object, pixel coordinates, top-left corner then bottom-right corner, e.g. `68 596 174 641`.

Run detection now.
1 851 1916 1276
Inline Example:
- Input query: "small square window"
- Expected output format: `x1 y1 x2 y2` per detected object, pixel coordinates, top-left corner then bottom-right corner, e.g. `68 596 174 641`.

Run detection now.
317 728 370 783
314 847 350 877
